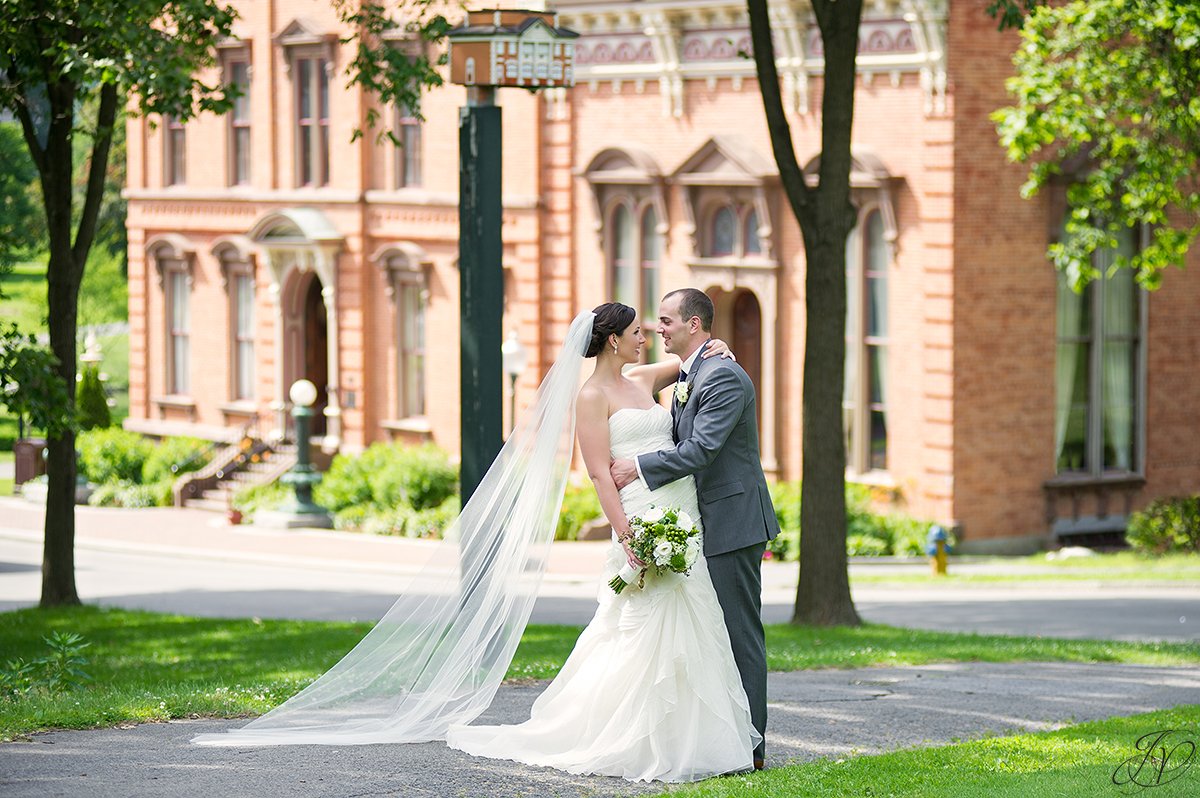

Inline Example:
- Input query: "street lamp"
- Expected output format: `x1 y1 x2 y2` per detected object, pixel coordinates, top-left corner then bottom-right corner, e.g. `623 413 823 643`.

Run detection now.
501 331 528 434
448 8 577 504
257 379 332 529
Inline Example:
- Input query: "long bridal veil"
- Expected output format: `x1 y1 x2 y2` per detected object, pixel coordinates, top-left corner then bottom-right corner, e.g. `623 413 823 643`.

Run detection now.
193 310 595 747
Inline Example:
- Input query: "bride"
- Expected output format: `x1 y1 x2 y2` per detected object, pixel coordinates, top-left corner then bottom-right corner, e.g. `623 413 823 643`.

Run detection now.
193 304 758 781
446 303 759 781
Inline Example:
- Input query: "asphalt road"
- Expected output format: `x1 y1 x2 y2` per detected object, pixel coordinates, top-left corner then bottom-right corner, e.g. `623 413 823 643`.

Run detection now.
1 532 1196 641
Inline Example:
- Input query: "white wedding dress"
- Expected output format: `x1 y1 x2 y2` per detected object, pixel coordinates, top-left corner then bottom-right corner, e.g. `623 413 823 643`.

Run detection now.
446 405 759 782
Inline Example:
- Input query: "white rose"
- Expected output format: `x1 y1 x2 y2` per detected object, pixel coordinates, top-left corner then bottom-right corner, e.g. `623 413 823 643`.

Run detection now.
653 540 674 566
683 542 699 567
674 382 690 404
642 507 665 524
676 511 695 532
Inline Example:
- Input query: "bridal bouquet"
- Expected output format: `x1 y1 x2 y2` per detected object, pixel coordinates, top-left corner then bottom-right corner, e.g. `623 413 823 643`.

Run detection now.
609 506 702 593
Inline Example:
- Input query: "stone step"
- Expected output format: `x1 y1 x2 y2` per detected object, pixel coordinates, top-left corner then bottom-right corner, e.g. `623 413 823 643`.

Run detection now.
185 498 233 513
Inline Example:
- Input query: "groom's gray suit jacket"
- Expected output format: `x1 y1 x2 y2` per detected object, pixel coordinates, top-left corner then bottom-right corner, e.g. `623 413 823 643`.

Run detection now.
636 346 779 557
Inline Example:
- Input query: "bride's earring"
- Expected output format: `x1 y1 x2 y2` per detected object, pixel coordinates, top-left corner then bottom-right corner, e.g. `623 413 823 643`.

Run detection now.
612 343 618 355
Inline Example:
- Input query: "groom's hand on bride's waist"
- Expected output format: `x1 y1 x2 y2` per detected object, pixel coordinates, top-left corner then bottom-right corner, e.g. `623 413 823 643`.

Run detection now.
610 458 637 490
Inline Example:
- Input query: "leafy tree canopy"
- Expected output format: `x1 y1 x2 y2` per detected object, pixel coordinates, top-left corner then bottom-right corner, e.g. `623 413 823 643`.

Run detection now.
0 324 71 436
993 0 1200 290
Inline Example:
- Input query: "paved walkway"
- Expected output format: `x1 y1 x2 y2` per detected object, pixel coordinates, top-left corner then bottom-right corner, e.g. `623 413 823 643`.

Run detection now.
2 498 1199 797
2 662 1198 798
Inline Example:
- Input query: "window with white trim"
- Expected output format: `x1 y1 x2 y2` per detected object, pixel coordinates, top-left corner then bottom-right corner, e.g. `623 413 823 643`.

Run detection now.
843 208 889 474
228 59 252 186
295 55 330 186
164 116 186 186
1055 225 1144 475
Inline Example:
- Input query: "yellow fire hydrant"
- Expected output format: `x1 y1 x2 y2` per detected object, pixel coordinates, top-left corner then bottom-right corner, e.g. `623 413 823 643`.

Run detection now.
926 525 949 576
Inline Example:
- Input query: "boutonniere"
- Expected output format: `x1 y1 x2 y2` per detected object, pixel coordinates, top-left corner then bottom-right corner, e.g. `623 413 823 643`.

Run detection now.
674 382 690 405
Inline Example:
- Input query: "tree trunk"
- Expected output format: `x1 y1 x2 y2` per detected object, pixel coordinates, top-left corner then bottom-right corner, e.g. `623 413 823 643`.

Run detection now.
36 79 85 608
748 0 862 625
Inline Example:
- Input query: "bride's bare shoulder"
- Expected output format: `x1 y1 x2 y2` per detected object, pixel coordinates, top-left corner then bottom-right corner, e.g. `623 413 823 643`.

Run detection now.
577 379 608 412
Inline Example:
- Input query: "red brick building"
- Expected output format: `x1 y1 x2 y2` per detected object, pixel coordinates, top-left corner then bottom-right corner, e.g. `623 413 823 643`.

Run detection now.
124 0 1200 552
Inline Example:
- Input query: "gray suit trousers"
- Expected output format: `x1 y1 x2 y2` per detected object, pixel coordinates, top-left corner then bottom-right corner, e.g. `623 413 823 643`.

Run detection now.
706 541 768 761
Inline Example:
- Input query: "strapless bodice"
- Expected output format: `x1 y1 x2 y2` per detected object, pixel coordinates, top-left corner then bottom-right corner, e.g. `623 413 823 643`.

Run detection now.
608 404 673 460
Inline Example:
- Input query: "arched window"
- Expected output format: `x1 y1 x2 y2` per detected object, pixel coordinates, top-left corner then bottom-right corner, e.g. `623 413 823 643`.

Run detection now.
374 244 430 420
710 206 736 257
611 203 637 309
744 210 762 255
215 240 257 402
640 208 661 320
844 209 889 473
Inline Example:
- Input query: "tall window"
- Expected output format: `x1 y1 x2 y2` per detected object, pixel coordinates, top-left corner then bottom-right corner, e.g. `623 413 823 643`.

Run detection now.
396 275 426 418
1055 226 1142 475
164 116 186 186
229 60 251 185
611 204 636 308
704 203 762 258
231 272 255 400
395 100 422 188
608 202 660 352
844 210 888 473
166 269 190 395
295 56 330 186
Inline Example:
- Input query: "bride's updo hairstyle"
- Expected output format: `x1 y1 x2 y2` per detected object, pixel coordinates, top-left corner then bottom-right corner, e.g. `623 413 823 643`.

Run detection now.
585 302 637 358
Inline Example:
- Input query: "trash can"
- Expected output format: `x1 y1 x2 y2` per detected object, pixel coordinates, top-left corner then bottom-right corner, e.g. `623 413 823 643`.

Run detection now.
13 437 47 488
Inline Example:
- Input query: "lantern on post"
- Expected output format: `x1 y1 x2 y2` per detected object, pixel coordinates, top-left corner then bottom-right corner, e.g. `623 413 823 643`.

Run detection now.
447 9 576 505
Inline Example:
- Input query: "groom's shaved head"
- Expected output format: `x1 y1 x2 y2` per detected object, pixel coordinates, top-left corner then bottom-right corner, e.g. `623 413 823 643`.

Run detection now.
664 288 714 331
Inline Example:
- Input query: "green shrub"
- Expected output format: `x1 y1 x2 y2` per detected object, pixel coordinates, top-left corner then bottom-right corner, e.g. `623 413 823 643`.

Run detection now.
1127 496 1200 555
407 496 460 539
333 505 370 532
313 448 376 512
86 481 126 508
769 480 801 536
232 480 292 521
556 480 603 541
316 442 458 513
86 479 173 508
366 444 458 511
846 533 891 557
76 364 111 430
76 428 152 484
760 480 934 561
361 508 413 537
142 436 209 485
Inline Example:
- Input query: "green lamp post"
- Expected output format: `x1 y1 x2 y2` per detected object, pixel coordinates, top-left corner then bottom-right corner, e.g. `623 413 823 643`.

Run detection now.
257 379 332 529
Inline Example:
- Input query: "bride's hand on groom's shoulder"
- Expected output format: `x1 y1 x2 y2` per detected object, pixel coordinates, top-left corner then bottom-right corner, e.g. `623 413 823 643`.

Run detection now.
703 339 736 361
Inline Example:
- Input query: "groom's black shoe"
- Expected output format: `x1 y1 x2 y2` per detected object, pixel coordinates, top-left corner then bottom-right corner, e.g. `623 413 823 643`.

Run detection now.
753 758 765 771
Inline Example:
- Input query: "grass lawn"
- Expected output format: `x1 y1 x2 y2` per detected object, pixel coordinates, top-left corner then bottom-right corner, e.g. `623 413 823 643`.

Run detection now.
1 606 1198 740
0 261 48 332
0 450 11 495
848 551 1200 585
661 704 1200 798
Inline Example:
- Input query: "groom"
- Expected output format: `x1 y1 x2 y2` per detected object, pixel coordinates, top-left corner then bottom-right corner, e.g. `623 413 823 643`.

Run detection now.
611 288 778 769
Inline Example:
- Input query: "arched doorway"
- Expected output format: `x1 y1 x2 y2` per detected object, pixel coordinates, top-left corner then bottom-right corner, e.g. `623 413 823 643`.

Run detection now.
301 274 329 436
732 290 763 428
707 287 763 432
283 270 329 438
248 208 343 446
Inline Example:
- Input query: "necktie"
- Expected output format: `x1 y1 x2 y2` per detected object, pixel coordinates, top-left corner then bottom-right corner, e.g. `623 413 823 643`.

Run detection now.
678 370 688 385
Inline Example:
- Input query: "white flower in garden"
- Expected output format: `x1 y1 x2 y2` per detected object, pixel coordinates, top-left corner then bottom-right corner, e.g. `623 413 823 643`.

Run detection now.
642 507 665 524
677 510 694 532
653 540 674 565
